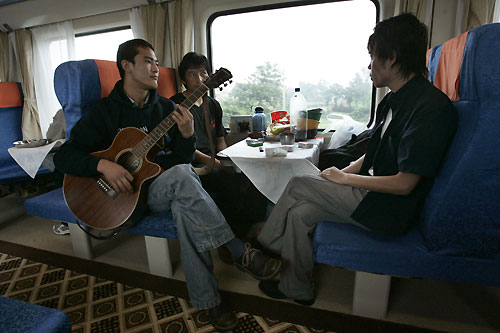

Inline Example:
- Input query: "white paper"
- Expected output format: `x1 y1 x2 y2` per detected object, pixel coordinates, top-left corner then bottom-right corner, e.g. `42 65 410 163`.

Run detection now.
8 139 65 178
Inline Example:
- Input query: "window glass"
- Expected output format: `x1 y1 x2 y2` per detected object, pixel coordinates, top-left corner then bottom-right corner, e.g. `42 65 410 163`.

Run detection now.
75 28 134 61
210 0 377 132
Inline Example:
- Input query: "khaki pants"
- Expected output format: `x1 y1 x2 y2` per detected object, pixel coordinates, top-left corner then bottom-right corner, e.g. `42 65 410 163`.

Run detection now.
257 174 368 300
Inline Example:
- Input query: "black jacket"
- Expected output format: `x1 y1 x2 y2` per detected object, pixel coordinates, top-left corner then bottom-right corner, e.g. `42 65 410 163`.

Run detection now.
54 80 195 177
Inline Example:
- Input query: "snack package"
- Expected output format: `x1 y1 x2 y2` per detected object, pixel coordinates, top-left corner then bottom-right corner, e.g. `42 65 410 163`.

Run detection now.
267 111 291 136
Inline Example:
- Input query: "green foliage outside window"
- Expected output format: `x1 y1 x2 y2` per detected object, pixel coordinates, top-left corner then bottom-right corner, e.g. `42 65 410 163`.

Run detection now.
218 63 372 129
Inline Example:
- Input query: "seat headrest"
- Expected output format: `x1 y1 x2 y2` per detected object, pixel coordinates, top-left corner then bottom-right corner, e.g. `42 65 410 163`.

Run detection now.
427 23 500 102
0 82 23 108
94 60 121 98
93 60 177 99
0 82 23 161
427 31 468 101
458 23 500 102
54 59 177 139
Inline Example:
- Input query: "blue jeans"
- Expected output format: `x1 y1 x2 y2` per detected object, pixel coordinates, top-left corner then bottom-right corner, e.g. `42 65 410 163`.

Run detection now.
147 164 235 309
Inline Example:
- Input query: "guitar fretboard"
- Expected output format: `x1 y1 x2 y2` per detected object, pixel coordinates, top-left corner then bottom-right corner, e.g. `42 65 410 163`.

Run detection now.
132 83 209 158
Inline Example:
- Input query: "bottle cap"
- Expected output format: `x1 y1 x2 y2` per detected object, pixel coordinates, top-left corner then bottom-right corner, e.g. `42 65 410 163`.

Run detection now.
294 88 300 92
255 106 264 112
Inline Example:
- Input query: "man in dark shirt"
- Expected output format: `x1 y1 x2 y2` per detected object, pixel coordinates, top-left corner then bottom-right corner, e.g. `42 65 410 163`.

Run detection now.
170 52 229 170
54 39 281 331
256 13 458 304
170 52 268 239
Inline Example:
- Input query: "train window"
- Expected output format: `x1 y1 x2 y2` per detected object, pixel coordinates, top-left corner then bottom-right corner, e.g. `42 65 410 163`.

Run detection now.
75 27 133 61
209 0 377 130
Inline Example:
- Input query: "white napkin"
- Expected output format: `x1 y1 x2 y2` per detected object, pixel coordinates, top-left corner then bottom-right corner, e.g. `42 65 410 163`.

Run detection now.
8 139 65 178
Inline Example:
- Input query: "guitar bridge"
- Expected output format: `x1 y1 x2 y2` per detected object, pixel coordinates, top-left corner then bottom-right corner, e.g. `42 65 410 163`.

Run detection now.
97 178 118 199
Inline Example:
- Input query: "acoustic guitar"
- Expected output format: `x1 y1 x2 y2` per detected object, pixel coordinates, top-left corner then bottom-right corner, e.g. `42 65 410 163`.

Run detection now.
63 68 233 230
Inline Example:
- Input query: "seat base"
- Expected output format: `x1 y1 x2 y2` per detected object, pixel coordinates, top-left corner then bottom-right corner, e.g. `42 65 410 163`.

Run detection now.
25 188 177 278
353 271 391 319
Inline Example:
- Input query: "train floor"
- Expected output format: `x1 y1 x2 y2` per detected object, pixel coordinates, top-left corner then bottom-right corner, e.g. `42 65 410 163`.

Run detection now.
0 194 499 333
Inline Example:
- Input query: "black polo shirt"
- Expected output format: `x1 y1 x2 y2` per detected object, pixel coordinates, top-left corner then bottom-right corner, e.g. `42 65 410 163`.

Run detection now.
351 75 457 236
170 93 227 156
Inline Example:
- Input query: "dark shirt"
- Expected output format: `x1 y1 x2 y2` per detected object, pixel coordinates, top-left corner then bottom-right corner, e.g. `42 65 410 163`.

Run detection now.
170 93 226 156
351 75 458 236
54 80 195 177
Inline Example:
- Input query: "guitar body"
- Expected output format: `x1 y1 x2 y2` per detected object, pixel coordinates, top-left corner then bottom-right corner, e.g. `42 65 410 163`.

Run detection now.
63 127 162 230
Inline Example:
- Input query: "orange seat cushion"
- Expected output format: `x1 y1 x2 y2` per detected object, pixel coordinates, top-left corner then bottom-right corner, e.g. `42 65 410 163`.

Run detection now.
0 82 22 108
94 60 177 99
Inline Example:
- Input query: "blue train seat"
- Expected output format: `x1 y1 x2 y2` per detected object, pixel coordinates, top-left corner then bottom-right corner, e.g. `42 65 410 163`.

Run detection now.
312 23 500 318
0 82 51 186
0 296 72 332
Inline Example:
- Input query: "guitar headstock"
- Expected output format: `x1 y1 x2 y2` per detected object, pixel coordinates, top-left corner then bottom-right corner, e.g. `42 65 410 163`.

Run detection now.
205 68 233 90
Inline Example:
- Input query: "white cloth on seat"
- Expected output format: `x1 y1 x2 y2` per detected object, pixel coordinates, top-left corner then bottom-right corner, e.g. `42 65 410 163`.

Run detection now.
8 139 64 178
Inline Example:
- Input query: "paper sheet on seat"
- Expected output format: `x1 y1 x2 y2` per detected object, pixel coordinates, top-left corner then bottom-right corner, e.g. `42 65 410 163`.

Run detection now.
8 139 65 178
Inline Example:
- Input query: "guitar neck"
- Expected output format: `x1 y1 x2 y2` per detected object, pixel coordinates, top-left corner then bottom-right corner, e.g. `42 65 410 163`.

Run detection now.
132 84 209 158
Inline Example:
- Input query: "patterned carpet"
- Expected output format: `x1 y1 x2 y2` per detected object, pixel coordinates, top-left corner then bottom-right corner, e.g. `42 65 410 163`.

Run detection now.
0 240 441 333
0 251 330 332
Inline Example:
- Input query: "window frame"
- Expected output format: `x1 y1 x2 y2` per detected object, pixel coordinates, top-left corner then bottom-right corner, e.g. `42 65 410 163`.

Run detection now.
73 25 133 62
206 0 380 128
74 25 131 38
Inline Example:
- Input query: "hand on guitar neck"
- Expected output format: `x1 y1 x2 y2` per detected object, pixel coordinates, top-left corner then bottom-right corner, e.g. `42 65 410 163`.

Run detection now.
97 159 134 193
171 104 194 138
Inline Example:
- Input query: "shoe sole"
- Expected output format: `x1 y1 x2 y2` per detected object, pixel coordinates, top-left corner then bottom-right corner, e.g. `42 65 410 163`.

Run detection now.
293 298 315 306
259 281 315 306
53 230 70 235
234 261 281 280
209 317 239 331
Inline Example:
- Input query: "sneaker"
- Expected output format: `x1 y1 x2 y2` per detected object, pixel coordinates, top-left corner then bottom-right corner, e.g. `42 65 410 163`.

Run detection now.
207 302 239 331
52 223 70 235
235 242 281 280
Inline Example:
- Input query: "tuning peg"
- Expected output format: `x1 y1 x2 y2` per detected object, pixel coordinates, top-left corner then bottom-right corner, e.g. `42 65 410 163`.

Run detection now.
219 87 223 91
229 79 233 84
224 83 228 87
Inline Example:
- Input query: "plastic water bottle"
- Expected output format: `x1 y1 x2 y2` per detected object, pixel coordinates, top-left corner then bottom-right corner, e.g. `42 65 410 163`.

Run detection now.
252 106 266 132
289 88 308 140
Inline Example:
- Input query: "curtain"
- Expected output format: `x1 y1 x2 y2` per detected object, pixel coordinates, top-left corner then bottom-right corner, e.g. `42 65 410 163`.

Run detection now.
167 0 194 70
494 0 500 22
456 0 497 35
394 0 434 38
31 21 75 137
130 0 194 90
12 29 42 140
0 32 9 82
8 33 19 82
129 7 145 40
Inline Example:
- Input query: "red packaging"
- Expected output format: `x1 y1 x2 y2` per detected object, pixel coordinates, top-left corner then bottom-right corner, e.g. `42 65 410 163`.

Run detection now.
271 111 288 123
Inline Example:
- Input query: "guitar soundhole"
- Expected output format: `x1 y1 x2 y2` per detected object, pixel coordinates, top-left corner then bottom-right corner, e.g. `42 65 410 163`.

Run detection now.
117 151 141 174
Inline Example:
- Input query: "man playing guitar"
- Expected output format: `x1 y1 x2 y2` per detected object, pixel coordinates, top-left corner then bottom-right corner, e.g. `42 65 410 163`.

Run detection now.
54 39 280 331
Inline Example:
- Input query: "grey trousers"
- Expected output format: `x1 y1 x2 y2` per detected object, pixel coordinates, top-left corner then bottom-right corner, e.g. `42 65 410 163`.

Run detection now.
257 174 368 300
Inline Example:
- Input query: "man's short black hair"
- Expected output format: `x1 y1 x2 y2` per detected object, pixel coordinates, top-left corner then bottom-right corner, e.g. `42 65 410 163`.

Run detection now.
367 13 428 79
178 52 210 82
116 39 155 78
